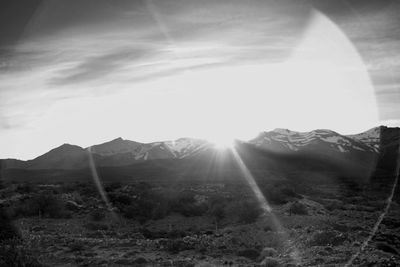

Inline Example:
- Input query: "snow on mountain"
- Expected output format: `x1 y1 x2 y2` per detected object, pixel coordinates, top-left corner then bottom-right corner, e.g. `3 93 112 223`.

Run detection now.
2 127 386 171
346 127 380 152
164 138 210 158
249 128 378 153
89 137 211 161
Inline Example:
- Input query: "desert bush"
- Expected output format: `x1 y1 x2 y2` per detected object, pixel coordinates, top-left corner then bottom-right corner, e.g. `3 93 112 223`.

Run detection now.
83 222 109 231
14 194 70 218
166 229 188 239
375 242 399 255
76 182 99 197
68 241 86 252
166 239 195 254
116 183 171 222
170 191 207 217
71 191 83 204
90 209 106 221
151 201 170 220
109 193 132 206
289 201 308 215
0 208 19 240
260 247 278 258
258 183 301 205
263 225 273 232
122 199 158 223
324 200 342 211
237 248 260 261
209 196 227 230
57 182 76 193
210 204 225 228
0 238 42 267
0 180 6 190
260 257 281 267
15 183 37 194
231 201 262 224
308 230 347 246
105 182 122 192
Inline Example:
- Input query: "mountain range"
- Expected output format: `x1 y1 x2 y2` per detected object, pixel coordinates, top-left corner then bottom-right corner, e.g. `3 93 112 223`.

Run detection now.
1 126 399 184
0 127 381 169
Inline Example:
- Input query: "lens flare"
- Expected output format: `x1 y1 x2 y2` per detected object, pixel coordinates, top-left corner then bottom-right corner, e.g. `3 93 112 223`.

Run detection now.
87 147 118 220
230 146 301 264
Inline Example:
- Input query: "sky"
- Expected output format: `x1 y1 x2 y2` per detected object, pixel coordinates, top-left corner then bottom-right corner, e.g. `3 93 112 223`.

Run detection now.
1 0 400 160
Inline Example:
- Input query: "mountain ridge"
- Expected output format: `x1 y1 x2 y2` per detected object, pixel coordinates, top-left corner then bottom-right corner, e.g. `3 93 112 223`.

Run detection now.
1 126 398 171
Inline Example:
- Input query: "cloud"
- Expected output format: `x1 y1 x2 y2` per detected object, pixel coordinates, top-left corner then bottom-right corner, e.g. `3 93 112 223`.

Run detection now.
49 46 157 85
1 0 400 159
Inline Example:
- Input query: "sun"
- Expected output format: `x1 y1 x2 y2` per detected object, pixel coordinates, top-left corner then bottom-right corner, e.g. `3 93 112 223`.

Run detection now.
208 135 235 150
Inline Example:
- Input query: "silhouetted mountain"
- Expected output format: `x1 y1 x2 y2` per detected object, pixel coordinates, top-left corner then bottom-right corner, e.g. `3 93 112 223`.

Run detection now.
1 127 399 185
89 138 143 156
26 144 90 170
373 126 400 177
250 128 379 153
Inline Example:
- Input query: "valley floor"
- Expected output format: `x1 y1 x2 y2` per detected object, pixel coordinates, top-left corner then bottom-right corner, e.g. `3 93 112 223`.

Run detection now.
1 181 400 266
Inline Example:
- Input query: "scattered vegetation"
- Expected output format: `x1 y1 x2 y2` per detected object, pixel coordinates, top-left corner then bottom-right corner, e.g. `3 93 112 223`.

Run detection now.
10 194 70 219
289 201 308 215
237 248 260 261
0 238 42 267
90 209 106 221
0 178 398 266
232 200 262 224
308 230 348 246
260 257 281 267
0 208 19 240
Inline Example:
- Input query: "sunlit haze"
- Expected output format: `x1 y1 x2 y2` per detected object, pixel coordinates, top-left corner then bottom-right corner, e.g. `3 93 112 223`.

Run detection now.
1 0 399 160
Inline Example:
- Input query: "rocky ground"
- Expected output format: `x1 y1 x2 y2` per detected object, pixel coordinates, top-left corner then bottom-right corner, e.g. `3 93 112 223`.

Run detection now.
1 181 399 266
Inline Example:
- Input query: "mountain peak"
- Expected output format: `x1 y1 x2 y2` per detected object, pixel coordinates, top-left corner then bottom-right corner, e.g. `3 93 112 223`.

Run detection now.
270 128 298 135
56 143 84 151
89 137 143 156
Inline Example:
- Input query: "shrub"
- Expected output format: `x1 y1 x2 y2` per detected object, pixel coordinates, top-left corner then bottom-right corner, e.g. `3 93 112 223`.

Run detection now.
122 199 158 223
166 239 194 254
68 241 86 252
324 201 342 211
0 180 6 190
308 230 347 246
105 182 122 192
15 183 37 194
0 239 42 267
289 201 308 215
151 201 170 220
90 209 106 221
260 257 281 267
260 247 278 258
233 201 262 224
109 193 132 206
237 248 260 261
0 208 19 240
83 222 109 231
170 191 207 217
76 182 99 197
376 242 399 255
14 194 70 218
117 185 171 223
209 198 226 230
210 204 225 222
262 184 301 205
71 191 83 204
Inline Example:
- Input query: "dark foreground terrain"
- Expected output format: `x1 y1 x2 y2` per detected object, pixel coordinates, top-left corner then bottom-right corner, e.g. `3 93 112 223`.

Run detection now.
1 126 399 266
0 175 399 267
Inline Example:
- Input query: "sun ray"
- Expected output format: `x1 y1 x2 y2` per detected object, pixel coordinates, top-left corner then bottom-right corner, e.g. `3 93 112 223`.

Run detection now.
230 146 301 264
